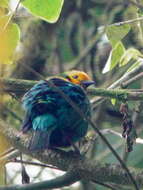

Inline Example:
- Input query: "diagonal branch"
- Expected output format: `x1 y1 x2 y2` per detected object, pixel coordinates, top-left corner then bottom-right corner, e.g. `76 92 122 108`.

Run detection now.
0 170 80 190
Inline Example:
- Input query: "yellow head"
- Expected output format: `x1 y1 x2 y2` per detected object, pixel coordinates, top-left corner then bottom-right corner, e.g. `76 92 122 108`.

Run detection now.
63 70 95 88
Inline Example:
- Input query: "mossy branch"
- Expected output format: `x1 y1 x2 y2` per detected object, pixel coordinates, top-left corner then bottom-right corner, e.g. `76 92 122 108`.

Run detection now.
1 77 143 101
88 88 143 101
0 119 143 189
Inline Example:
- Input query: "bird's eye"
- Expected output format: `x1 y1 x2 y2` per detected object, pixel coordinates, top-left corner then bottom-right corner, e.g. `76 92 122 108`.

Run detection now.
73 75 78 79
65 76 71 81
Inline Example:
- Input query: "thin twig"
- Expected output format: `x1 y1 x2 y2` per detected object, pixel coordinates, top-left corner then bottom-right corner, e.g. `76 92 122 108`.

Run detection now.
122 72 143 88
92 179 118 190
127 0 143 9
91 60 143 106
10 159 61 171
2 0 21 33
101 129 143 144
69 32 104 69
68 16 143 69
0 149 20 162
0 148 15 158
2 106 22 122
109 16 143 27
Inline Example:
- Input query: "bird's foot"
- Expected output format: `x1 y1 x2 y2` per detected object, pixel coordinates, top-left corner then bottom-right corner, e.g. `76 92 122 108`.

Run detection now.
48 147 82 157
70 143 81 156
59 150 81 157
80 136 97 155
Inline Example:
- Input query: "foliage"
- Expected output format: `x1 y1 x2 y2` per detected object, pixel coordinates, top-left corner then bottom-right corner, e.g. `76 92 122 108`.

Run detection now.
102 41 125 73
0 16 20 64
0 6 20 65
106 24 131 47
22 0 64 23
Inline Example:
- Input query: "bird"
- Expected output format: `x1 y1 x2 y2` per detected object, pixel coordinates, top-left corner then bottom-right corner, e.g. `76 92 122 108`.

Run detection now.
21 70 94 152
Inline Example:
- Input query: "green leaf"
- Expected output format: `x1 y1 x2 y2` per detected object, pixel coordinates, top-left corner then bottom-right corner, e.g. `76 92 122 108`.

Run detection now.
22 0 64 23
102 41 125 73
0 0 9 8
0 0 9 16
111 98 116 105
106 24 131 47
119 48 143 67
0 16 20 64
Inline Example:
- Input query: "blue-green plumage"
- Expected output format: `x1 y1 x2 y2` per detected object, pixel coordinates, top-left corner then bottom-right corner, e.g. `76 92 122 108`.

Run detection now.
21 77 91 150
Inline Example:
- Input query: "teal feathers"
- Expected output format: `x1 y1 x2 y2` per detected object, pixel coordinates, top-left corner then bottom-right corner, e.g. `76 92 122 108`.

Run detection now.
21 73 92 150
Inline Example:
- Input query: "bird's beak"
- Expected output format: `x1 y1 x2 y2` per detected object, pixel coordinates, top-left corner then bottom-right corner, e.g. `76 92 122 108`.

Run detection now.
81 80 95 88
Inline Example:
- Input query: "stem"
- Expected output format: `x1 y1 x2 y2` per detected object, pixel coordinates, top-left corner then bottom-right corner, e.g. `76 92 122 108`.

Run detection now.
2 0 21 33
10 159 60 171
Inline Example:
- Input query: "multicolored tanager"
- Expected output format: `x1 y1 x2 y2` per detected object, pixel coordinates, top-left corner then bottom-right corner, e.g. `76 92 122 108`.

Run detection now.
21 70 94 150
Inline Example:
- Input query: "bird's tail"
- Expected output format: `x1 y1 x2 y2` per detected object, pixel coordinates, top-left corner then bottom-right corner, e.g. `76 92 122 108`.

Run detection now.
28 130 52 151
28 114 56 151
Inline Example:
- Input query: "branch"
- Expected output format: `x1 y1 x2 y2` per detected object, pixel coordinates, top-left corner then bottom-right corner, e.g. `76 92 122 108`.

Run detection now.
0 120 143 188
121 72 143 88
91 61 143 106
127 0 143 9
88 88 143 101
1 76 142 189
11 159 60 171
1 77 143 101
68 32 102 69
2 61 143 96
0 170 80 190
2 0 21 33
67 15 143 70
101 129 143 144
110 16 143 26
108 61 143 89
0 78 36 97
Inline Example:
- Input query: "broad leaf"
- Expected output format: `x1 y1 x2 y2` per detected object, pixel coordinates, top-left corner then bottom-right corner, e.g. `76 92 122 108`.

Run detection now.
0 15 20 64
106 24 130 47
22 0 64 23
102 50 112 73
111 98 116 105
0 0 9 8
102 41 125 73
